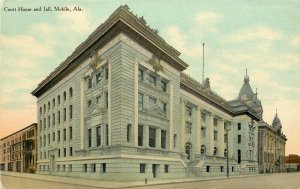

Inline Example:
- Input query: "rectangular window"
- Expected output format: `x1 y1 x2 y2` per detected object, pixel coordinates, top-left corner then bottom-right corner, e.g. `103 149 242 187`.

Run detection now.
52 132 55 142
238 123 241 130
63 108 66 122
102 163 106 173
69 105 72 119
173 134 177 149
96 126 101 147
138 69 143 81
58 149 60 157
162 102 167 114
52 114 55 126
48 116 50 128
206 166 210 172
44 118 46 129
88 129 92 147
138 93 144 111
48 134 50 144
164 165 169 173
127 124 132 142
224 134 227 143
106 124 109 146
140 164 145 173
96 72 101 83
201 127 206 138
186 106 192 116
149 75 156 87
186 122 192 134
105 67 109 80
58 130 60 142
214 131 218 140
70 147 73 156
69 127 72 140
91 163 96 172
62 165 66 172
161 130 166 149
63 129 66 141
84 164 87 172
238 135 241 143
214 118 218 126
58 111 60 124
105 92 108 108
88 77 92 89
138 125 143 146
69 164 72 172
161 80 167 92
232 167 235 172
63 148 66 157
149 127 156 148
221 166 224 172
148 97 156 107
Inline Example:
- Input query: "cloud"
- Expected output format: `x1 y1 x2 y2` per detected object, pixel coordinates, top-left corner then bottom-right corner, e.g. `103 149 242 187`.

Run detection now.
227 25 282 42
194 11 220 33
290 35 300 47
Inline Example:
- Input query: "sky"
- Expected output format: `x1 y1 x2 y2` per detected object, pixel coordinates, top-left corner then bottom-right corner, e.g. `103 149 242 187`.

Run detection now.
0 0 299 155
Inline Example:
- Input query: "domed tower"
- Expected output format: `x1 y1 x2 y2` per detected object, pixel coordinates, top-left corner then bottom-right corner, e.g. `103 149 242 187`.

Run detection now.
238 69 263 118
272 110 282 133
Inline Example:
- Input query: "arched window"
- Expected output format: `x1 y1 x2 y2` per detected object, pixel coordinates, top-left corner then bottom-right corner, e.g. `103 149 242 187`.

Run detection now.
185 142 192 160
213 147 217 156
69 87 73 98
63 91 66 101
58 95 61 105
53 98 55 108
201 145 206 155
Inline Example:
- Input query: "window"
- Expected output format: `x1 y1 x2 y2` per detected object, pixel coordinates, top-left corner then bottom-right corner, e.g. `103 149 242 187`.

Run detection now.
214 118 218 126
161 102 167 114
58 111 60 124
105 92 108 108
238 135 241 143
214 131 218 140
70 147 73 156
148 97 156 107
186 122 192 134
224 134 227 143
91 163 96 172
138 69 143 81
201 127 206 138
63 129 66 141
237 149 241 163
48 116 50 128
58 95 60 105
84 164 87 172
40 107 42 116
52 132 55 142
161 81 167 92
201 113 206 122
186 106 192 116
102 163 106 173
201 145 206 155
63 108 66 122
206 166 210 172
57 165 60 172
88 129 92 148
149 127 156 148
140 164 146 173
164 165 169 173
63 91 66 101
63 148 66 157
138 93 144 111
58 130 60 142
96 72 101 83
48 134 50 144
232 167 235 172
161 130 166 149
53 99 55 108
105 125 109 146
220 166 224 172
69 105 73 119
96 126 101 147
185 142 191 160
88 77 92 89
69 87 73 98
69 164 72 172
48 102 50 110
105 67 109 80
138 125 143 146
127 124 131 142
58 149 61 157
69 127 72 140
52 114 55 126
213 147 217 156
44 104 46 113
149 75 156 87
44 118 46 129
238 123 241 130
173 134 177 149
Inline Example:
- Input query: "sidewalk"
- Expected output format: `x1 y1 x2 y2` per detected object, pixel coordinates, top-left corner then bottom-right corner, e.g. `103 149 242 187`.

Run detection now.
0 171 265 189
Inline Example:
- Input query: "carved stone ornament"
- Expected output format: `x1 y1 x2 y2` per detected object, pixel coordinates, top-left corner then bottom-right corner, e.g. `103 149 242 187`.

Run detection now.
89 51 103 70
149 54 163 73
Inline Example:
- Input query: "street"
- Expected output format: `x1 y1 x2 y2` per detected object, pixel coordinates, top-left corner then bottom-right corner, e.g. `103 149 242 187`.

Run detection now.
1 172 300 189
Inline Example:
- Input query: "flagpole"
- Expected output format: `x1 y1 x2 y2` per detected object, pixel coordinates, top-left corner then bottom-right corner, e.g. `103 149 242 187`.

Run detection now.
202 43 205 83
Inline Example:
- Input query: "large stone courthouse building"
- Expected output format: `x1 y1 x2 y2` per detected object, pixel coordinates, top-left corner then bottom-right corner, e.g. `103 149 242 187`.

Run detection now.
31 6 286 181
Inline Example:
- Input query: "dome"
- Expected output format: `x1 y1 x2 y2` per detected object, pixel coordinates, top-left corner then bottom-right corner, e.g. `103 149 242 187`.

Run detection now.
272 110 282 132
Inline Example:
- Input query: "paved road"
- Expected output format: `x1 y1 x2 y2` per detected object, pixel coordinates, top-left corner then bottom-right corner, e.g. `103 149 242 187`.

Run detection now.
1 172 300 189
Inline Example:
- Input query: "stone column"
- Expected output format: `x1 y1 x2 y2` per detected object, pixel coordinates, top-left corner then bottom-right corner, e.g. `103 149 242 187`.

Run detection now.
206 113 214 156
218 119 225 157
169 80 173 151
101 124 105 147
80 78 85 149
143 125 149 148
107 59 112 146
180 98 186 153
134 59 139 146
193 106 201 157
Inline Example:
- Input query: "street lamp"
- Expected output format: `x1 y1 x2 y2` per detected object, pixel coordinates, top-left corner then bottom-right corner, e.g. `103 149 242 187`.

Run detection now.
225 122 231 178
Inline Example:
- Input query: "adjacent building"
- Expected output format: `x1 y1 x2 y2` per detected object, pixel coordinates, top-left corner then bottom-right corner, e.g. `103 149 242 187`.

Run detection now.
31 5 285 181
0 123 37 173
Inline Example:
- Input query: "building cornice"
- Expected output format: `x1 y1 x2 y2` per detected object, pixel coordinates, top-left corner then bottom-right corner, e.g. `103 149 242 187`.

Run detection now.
0 123 37 141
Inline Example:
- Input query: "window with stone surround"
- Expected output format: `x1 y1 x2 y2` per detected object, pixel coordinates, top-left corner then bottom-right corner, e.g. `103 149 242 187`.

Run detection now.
138 68 143 81
140 164 146 173
149 75 156 87
138 125 143 146
149 127 156 148
160 80 167 92
138 93 144 111
96 126 101 146
161 130 166 149
88 129 92 148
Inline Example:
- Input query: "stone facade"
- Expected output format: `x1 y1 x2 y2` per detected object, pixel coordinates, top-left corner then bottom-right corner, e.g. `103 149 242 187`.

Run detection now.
31 5 284 181
0 123 37 173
